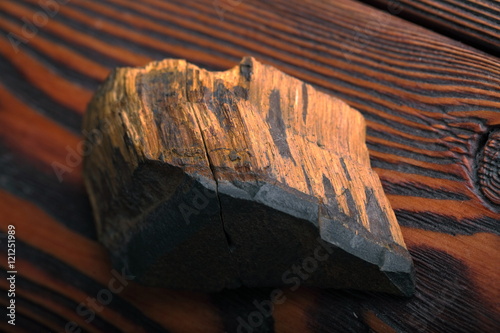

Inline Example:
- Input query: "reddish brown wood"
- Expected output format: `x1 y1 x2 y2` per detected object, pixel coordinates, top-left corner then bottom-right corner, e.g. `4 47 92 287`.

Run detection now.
0 0 498 332
362 0 500 54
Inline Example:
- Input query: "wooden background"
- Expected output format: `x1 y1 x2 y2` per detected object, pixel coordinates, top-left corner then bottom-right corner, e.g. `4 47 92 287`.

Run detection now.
0 0 499 332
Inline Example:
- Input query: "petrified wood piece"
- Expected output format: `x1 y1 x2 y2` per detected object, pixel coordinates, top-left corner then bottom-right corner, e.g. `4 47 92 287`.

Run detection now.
83 57 415 296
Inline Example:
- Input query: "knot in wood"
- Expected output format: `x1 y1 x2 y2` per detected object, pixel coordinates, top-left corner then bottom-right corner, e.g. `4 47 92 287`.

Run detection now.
478 129 500 206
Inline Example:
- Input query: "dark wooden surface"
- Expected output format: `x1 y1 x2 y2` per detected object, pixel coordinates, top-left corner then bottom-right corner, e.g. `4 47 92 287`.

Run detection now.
0 0 499 332
362 0 500 54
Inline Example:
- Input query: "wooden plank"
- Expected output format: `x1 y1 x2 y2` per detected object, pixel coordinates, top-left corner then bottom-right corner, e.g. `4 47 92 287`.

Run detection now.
0 0 498 332
361 0 500 54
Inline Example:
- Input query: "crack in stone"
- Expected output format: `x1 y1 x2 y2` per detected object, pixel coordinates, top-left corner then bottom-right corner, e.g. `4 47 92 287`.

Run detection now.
190 97 234 253
191 106 240 289
197 128 235 254
186 68 236 260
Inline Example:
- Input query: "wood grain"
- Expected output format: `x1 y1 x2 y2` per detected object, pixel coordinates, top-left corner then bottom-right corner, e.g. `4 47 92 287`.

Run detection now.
0 0 499 332
478 129 500 205
362 0 500 54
